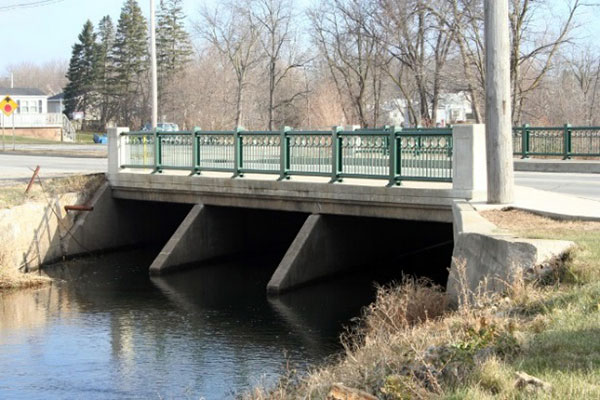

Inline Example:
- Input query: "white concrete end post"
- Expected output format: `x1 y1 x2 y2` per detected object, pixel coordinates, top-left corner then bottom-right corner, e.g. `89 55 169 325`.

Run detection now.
452 124 487 199
107 127 129 183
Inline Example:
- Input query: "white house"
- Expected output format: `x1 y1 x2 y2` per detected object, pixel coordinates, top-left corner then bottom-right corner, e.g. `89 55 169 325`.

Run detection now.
0 87 74 141
384 91 474 127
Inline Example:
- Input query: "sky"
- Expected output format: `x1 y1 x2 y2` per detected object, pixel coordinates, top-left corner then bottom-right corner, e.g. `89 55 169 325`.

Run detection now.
0 0 599 77
0 0 203 74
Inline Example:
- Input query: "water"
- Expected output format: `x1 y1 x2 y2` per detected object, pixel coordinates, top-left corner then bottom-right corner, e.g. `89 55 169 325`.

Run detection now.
0 246 451 399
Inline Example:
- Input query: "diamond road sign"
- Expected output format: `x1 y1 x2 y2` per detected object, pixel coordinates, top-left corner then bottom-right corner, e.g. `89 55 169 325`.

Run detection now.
0 96 18 117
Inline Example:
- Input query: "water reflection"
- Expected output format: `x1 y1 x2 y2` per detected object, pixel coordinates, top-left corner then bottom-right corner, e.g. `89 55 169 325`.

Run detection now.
0 246 450 399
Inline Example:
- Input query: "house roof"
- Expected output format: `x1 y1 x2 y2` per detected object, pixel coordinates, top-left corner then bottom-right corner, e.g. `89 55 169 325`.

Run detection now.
0 87 47 96
48 92 64 100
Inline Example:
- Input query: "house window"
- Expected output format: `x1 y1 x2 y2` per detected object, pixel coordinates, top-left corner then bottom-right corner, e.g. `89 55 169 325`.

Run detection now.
39 100 43 114
22 101 29 113
17 100 20 114
30 100 38 113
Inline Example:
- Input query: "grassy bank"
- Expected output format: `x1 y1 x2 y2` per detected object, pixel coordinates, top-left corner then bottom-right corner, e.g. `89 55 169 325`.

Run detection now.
0 173 104 209
246 210 600 399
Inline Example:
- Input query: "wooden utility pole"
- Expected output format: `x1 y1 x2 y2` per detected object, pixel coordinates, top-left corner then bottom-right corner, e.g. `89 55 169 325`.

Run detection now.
484 0 514 204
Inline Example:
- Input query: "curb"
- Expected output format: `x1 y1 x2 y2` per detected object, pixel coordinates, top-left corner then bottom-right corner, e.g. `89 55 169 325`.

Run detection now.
514 160 600 174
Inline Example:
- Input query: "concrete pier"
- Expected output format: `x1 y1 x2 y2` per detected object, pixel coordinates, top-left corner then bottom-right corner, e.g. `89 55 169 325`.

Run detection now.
149 205 245 275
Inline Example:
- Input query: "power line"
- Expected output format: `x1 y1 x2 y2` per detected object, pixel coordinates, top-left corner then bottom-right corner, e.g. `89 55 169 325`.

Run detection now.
0 0 65 12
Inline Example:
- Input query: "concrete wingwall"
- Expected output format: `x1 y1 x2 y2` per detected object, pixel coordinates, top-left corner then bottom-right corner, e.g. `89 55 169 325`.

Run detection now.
65 182 192 257
446 201 574 305
0 192 86 273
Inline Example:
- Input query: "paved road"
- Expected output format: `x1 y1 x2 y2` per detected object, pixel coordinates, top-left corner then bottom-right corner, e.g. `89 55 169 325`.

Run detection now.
0 153 106 185
515 171 600 202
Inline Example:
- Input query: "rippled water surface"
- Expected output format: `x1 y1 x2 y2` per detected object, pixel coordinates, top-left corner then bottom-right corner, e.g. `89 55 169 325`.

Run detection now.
1 248 408 399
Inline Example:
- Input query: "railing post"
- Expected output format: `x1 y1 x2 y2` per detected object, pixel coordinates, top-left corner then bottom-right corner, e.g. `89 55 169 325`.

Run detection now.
521 123 529 159
279 126 291 180
192 127 201 175
387 126 399 186
107 127 129 185
153 128 162 173
563 123 572 160
330 126 342 183
452 124 487 200
233 126 243 178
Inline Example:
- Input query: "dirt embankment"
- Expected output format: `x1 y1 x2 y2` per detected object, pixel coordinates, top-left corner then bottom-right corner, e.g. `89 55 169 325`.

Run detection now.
0 174 104 290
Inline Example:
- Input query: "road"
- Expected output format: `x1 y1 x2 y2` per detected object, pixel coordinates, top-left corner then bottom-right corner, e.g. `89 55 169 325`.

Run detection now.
0 153 598 201
515 171 600 202
0 153 106 185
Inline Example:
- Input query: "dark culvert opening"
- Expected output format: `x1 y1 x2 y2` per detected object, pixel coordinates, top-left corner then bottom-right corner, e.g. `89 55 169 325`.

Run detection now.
301 214 454 288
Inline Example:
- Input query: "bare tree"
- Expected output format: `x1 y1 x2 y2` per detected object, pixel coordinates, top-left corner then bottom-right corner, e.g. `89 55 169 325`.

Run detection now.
309 0 382 127
196 0 262 127
375 0 455 126
3 60 68 94
567 46 600 125
252 0 309 129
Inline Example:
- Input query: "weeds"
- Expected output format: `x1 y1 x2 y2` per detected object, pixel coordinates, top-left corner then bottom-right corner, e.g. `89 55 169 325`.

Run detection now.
244 210 600 399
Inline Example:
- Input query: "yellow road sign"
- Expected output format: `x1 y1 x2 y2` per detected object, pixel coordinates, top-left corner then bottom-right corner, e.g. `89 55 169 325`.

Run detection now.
0 96 18 117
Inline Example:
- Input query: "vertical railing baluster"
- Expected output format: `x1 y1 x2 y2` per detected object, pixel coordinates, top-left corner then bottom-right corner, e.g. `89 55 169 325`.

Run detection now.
153 129 162 173
563 123 571 160
233 127 243 177
521 124 529 159
330 126 342 183
387 126 398 186
279 126 291 180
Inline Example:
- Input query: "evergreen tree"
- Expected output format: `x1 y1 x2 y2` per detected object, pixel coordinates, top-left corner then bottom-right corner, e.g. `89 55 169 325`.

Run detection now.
156 0 193 112
64 20 100 127
110 0 149 127
96 15 116 129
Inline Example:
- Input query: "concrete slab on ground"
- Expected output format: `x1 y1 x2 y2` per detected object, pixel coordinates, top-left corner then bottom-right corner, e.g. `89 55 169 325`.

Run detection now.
471 185 600 222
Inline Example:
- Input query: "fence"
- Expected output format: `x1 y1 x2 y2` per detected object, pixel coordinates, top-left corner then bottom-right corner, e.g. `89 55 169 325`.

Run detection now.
513 125 600 158
119 127 453 185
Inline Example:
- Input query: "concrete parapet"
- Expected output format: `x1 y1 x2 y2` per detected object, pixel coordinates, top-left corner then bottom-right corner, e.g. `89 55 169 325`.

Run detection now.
452 124 487 197
447 200 574 305
149 204 245 275
107 127 129 182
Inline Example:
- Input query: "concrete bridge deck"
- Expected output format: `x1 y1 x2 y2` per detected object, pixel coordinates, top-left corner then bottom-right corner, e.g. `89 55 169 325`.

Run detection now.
110 170 479 223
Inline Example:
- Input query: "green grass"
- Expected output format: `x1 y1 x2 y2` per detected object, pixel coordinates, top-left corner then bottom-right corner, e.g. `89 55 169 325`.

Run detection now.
75 131 97 144
0 135 58 145
243 210 600 399
443 211 600 399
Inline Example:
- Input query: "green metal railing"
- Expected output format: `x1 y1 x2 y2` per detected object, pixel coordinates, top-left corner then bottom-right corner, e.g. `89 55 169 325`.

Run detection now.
120 127 453 185
513 125 600 159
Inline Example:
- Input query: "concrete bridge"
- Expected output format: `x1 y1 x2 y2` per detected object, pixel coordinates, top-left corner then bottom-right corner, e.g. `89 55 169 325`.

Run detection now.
69 125 488 294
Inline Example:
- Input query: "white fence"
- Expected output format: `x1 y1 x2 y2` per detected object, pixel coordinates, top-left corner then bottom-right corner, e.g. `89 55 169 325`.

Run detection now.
4 113 64 128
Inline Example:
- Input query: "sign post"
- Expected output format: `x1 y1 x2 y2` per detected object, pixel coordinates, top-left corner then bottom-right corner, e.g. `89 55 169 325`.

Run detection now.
0 96 19 151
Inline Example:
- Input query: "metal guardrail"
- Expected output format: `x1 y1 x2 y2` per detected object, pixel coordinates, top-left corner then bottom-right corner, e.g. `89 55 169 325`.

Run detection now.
120 127 453 185
513 125 600 159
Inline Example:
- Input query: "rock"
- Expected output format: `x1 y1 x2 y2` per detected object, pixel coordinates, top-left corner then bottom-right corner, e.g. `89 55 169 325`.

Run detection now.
514 371 552 393
327 383 379 400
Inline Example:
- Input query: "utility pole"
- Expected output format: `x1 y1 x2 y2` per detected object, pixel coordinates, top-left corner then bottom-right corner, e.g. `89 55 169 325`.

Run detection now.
149 0 158 129
484 0 514 204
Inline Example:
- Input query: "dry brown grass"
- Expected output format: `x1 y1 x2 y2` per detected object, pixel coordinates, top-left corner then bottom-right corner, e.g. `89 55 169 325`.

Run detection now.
244 210 600 399
0 252 51 290
481 209 600 233
0 173 105 209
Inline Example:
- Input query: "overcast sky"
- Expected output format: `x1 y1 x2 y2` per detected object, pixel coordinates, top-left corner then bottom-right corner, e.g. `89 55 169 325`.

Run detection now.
0 0 599 76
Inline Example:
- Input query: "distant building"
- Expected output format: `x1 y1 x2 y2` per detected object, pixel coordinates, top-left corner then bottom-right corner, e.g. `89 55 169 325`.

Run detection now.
384 91 474 127
0 87 74 141
48 92 65 114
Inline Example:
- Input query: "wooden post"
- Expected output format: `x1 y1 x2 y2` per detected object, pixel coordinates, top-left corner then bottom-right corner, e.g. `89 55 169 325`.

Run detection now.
484 0 514 204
